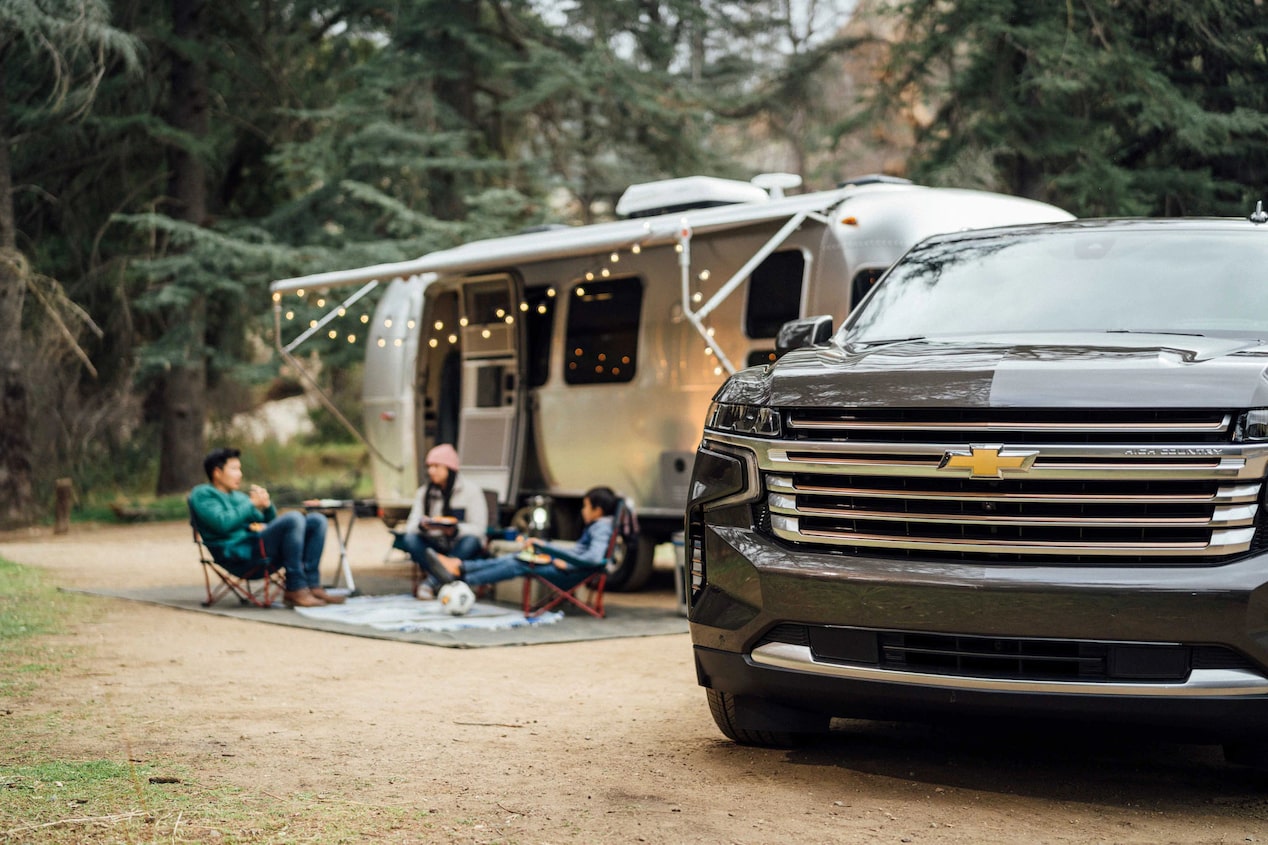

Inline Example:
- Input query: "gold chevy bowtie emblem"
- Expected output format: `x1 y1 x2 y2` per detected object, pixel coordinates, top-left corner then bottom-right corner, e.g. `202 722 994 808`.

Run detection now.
938 445 1039 479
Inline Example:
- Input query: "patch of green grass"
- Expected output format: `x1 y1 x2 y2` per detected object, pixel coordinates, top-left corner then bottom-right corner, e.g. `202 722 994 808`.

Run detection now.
0 558 89 697
0 557 439 843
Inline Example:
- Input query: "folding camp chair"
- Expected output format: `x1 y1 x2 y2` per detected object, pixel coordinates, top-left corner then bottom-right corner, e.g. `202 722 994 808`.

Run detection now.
189 502 285 608
405 489 500 596
521 499 636 619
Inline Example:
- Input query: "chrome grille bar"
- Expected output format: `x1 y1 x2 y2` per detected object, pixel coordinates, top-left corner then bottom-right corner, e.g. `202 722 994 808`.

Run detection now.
770 514 1257 557
787 415 1233 434
770 477 1262 506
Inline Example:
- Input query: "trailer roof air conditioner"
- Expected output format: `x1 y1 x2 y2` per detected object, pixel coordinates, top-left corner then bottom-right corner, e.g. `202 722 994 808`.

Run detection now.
616 176 770 219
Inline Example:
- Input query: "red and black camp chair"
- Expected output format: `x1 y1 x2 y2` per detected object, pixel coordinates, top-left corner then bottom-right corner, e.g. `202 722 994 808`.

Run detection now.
521 498 636 619
189 502 285 608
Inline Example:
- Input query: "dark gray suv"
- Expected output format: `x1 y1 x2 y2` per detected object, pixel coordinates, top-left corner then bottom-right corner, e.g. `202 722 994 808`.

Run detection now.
687 216 1268 766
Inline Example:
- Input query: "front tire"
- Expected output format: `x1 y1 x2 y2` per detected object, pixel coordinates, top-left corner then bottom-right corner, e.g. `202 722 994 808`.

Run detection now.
706 689 829 748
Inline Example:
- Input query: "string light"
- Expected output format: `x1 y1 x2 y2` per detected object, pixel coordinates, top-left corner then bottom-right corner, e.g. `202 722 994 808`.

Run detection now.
296 289 305 298
317 298 326 308
460 317 469 327
384 318 393 328
360 315 369 324
547 288 556 297
429 338 439 348
347 334 356 344
377 338 386 347
272 293 281 302
285 311 294 321
448 334 458 344
610 252 620 263
309 320 318 328
698 270 711 281
406 320 416 329
631 244 641 254
328 329 337 339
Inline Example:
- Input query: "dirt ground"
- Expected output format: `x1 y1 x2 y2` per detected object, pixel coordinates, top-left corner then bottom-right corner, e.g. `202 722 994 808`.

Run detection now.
4 520 1268 844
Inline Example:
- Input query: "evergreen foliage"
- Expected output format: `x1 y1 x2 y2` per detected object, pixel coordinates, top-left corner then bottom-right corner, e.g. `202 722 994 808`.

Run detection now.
881 0 1268 216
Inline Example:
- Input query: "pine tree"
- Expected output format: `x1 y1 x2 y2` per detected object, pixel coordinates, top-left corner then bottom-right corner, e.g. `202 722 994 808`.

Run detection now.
0 0 138 526
879 0 1268 216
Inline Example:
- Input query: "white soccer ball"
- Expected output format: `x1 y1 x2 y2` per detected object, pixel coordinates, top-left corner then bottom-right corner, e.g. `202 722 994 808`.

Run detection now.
437 581 475 616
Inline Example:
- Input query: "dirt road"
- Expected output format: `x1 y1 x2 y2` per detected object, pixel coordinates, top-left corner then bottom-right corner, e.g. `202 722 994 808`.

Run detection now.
3 521 1267 843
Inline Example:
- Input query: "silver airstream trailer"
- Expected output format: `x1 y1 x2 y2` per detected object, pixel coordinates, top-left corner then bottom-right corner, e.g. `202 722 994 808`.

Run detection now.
272 175 1073 589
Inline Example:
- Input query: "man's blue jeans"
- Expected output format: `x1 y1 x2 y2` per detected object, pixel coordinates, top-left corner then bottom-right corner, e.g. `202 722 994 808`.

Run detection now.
254 511 326 592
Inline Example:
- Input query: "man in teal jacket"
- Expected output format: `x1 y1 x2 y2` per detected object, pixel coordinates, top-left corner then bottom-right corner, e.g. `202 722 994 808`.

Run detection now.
189 447 338 608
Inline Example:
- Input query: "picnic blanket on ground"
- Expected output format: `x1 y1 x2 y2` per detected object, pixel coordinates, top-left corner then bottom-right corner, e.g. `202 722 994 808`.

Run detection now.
292 593 563 632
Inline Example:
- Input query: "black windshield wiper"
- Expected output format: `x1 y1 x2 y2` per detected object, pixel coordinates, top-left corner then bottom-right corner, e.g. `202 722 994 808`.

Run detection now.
1107 329 1207 338
850 336 927 347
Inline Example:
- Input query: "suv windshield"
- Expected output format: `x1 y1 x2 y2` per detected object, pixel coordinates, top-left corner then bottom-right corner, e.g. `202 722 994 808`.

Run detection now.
842 226 1268 343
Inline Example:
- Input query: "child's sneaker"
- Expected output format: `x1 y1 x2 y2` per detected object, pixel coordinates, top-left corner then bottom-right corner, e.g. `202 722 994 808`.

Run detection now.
414 583 435 601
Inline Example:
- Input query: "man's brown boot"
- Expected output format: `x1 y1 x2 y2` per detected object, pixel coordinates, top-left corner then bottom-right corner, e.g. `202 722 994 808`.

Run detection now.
310 587 346 605
283 588 325 608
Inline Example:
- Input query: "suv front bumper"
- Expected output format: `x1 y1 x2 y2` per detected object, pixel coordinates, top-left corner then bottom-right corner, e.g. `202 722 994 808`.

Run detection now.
689 519 1268 739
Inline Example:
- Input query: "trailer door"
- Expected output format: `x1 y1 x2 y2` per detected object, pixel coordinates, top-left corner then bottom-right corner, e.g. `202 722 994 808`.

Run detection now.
455 275 524 503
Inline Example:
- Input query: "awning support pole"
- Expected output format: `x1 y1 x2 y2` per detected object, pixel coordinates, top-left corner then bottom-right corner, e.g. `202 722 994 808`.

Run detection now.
678 208 816 376
271 284 405 472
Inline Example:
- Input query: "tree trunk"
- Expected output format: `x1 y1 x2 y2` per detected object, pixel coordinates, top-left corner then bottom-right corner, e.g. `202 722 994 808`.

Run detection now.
155 0 210 495
0 51 36 527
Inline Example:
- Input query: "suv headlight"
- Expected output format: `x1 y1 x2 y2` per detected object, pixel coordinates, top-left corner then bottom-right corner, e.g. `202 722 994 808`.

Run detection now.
1235 409 1268 442
705 402 781 437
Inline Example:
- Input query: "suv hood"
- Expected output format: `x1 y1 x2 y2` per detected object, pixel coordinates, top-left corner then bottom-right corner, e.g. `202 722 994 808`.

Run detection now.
722 334 1268 409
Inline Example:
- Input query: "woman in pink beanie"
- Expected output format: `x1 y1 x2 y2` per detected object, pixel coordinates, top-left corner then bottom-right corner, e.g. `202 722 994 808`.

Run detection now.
393 443 489 595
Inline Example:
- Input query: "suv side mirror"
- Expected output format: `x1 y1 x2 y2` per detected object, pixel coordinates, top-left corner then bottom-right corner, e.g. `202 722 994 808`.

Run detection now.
775 315 834 359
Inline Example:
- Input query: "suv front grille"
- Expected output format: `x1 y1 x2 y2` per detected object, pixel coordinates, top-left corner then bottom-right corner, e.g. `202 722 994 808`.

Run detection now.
754 409 1268 562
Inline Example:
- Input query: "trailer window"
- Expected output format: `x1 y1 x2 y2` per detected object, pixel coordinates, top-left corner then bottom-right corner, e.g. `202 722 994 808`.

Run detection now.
745 250 805 338
850 267 885 309
525 285 556 387
565 277 642 385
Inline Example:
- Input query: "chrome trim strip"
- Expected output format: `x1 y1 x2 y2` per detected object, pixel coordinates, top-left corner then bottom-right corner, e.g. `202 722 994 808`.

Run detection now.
750 642 1268 697
785 416 1233 433
766 449 1249 480
767 499 1258 529
767 477 1262 505
768 515 1256 555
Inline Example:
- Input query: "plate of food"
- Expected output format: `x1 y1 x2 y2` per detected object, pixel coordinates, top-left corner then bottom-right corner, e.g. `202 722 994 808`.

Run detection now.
515 549 552 565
